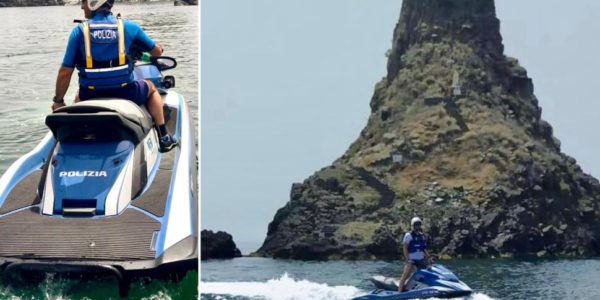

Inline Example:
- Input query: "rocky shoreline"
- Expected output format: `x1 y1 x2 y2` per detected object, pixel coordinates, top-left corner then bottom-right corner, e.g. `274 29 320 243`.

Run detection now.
0 0 196 7
201 230 242 260
256 0 600 260
0 0 64 7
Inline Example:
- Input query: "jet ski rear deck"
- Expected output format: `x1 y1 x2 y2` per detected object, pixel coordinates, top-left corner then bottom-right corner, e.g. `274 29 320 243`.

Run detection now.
0 57 197 297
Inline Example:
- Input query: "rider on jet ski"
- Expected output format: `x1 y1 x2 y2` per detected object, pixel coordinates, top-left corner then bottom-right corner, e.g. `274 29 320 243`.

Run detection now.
51 0 178 152
398 217 432 291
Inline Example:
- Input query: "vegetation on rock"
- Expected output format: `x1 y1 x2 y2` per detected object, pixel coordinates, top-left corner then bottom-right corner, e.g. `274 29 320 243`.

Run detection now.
257 0 600 260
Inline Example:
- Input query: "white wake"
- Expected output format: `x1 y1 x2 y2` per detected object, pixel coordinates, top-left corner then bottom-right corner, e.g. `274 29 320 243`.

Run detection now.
201 273 361 300
201 273 495 300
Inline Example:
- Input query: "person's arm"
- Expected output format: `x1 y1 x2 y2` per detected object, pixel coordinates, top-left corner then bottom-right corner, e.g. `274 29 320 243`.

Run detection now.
131 21 163 57
425 249 432 264
55 66 74 100
424 235 433 265
403 242 410 262
150 43 163 57
53 26 79 111
52 66 73 111
402 233 412 262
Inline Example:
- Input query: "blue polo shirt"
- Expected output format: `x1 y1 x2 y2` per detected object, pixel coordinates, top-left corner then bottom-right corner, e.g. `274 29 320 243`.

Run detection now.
62 11 156 69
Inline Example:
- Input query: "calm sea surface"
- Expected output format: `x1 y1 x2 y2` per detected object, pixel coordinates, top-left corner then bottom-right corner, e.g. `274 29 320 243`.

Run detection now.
0 2 198 299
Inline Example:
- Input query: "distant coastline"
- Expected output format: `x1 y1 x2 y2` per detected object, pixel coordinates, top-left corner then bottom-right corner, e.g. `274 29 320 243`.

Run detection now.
0 0 196 7
0 0 65 7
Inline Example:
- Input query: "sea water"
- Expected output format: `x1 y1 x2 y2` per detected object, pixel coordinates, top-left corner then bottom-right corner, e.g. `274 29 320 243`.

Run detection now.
201 256 600 299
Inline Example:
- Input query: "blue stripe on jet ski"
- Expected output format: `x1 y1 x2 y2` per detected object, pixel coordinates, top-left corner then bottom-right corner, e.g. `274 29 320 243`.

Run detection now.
353 287 445 300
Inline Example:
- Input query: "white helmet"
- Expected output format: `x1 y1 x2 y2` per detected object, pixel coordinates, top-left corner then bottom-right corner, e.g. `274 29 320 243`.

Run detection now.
87 0 114 11
411 217 422 227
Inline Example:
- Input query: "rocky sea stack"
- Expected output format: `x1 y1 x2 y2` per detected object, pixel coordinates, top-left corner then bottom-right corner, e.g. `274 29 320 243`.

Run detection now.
257 0 600 260
201 230 242 260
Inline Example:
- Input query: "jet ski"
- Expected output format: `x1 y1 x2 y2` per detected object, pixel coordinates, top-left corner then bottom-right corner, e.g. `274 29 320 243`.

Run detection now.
0 56 197 297
352 264 472 300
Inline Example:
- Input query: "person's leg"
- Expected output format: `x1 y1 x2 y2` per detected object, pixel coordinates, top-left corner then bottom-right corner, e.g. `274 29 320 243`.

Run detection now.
143 80 165 126
398 261 415 291
141 80 178 152
415 259 428 270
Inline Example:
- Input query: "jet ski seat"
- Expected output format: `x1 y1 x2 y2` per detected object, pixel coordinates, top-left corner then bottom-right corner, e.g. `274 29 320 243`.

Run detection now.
46 99 154 144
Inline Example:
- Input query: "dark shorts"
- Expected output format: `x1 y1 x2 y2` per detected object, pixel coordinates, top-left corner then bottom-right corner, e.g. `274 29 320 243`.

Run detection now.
79 80 149 105
407 259 428 270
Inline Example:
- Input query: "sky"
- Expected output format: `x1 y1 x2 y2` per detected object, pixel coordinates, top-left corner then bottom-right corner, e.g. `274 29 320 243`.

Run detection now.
201 0 600 253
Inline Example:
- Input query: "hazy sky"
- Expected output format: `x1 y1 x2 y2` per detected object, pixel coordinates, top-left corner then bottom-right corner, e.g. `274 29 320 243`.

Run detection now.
202 0 600 252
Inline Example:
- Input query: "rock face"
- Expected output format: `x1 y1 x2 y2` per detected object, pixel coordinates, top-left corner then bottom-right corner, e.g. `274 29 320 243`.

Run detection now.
257 0 600 260
201 230 242 260
0 0 64 7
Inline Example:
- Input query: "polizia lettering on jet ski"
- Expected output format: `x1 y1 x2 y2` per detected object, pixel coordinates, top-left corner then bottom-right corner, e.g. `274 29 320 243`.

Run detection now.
59 171 108 177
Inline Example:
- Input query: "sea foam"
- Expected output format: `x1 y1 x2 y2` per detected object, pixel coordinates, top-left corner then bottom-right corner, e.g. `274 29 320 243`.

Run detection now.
201 273 495 300
201 273 361 300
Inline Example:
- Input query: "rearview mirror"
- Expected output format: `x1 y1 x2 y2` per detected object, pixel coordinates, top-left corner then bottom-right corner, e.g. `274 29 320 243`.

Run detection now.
153 56 177 71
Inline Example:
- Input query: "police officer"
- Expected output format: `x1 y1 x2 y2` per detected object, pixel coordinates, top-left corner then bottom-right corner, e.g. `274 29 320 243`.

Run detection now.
398 217 432 291
52 0 177 152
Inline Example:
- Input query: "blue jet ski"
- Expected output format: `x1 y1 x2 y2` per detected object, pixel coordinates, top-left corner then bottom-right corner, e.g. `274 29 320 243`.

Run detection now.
353 265 472 300
0 56 197 297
